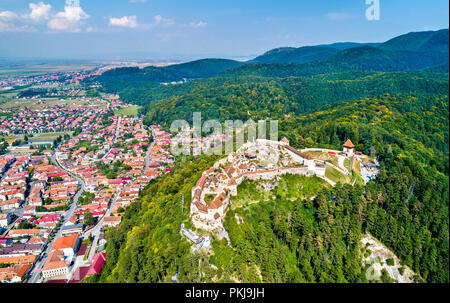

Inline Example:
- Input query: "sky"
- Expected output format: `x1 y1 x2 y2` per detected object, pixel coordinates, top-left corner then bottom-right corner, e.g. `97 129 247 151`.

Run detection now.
0 0 448 60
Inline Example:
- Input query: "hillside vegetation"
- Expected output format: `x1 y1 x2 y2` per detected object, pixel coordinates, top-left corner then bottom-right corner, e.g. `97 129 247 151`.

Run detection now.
89 28 449 283
95 92 449 283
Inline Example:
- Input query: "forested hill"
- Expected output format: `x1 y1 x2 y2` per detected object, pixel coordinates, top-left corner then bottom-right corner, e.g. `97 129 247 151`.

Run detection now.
94 92 449 283
143 71 448 126
249 29 448 66
379 29 449 52
94 29 448 108
87 28 449 283
99 58 243 84
250 46 340 64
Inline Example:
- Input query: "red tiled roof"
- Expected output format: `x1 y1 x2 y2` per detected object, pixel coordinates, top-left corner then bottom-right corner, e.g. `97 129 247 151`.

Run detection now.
343 139 355 148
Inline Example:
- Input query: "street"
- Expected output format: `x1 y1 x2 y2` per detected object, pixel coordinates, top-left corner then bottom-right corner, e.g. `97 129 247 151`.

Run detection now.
27 149 86 283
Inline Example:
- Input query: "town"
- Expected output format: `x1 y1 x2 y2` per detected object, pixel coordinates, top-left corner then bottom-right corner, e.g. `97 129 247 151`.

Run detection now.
0 90 175 283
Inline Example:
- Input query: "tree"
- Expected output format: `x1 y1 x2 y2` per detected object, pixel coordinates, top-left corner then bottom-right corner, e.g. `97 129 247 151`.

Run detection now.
84 212 95 226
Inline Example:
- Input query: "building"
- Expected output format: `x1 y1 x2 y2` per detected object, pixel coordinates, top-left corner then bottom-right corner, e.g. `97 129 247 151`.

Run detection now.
52 233 80 262
0 264 30 283
86 252 106 275
103 216 122 228
41 250 69 279
343 139 355 157
60 224 83 236
0 213 13 227
0 237 13 247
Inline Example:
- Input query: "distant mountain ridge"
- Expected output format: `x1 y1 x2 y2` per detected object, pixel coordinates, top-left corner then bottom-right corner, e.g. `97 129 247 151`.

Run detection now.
223 29 449 77
250 46 340 64
379 29 449 52
97 28 448 86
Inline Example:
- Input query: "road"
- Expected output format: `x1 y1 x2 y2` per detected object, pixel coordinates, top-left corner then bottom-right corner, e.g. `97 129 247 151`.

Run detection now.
27 150 86 283
1 207 24 236
83 121 151 261
83 188 121 261
80 116 123 262
144 129 156 173
98 116 121 162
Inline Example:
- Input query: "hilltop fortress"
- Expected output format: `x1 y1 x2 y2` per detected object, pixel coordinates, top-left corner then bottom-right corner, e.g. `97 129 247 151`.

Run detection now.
189 137 379 234
190 138 324 232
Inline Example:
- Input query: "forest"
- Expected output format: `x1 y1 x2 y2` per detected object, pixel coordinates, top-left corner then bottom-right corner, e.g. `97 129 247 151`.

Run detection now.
89 91 448 283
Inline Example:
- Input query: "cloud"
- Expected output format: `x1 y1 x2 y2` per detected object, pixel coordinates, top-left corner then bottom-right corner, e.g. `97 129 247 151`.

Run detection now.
325 12 353 21
47 3 90 32
29 2 51 21
187 21 207 28
109 15 138 28
154 15 176 27
0 11 18 20
0 20 35 32
0 10 31 32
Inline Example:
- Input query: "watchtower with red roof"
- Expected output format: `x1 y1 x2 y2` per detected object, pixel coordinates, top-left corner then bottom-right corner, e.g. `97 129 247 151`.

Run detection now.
343 139 355 157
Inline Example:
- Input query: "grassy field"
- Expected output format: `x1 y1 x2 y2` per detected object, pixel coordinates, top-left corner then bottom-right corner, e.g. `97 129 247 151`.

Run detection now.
231 174 330 209
30 132 72 141
0 97 90 111
344 158 351 171
0 64 98 77
303 150 339 167
114 105 141 116
325 166 352 184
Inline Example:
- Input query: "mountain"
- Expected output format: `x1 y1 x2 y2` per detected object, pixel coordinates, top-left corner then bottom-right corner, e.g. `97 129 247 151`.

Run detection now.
160 58 244 78
379 29 449 52
222 29 449 77
100 58 243 84
250 46 340 64
246 29 448 70
143 71 449 126
96 29 448 86
317 42 381 50
93 28 449 106
327 45 448 71
423 61 449 73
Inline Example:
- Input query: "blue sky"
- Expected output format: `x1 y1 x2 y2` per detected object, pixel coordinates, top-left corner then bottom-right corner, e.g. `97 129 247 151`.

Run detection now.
0 0 448 60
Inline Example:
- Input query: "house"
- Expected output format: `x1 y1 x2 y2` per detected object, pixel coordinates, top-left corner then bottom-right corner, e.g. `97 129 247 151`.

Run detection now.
0 264 30 283
7 229 42 238
0 254 37 265
64 215 78 227
35 214 61 227
103 216 121 228
0 237 13 247
86 252 106 275
0 213 14 227
0 198 21 210
60 224 83 236
41 250 69 279
52 233 80 262
0 244 42 257
68 265 90 283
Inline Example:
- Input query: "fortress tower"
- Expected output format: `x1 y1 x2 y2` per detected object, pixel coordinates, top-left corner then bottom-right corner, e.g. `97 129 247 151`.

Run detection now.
343 139 355 157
